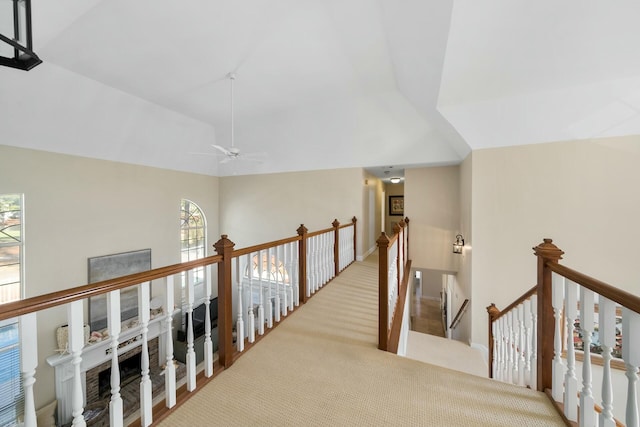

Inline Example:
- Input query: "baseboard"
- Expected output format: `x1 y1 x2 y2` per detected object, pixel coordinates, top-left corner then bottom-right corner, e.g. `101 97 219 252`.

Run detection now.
357 245 376 262
470 341 489 365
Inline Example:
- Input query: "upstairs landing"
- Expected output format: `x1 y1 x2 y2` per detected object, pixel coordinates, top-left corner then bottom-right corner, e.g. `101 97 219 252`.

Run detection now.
158 259 564 426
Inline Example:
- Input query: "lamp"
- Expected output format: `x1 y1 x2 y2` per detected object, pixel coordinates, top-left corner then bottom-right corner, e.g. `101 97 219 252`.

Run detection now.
453 234 464 254
390 177 401 184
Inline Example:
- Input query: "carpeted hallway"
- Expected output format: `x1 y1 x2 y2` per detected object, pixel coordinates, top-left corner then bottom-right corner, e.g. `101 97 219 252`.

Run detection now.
158 258 564 426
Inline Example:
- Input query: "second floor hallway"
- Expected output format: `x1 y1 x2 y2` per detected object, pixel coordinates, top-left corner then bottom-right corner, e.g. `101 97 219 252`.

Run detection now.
156 255 565 426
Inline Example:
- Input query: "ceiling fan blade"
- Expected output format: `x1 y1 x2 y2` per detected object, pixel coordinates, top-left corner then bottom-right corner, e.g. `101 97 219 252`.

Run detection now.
211 144 231 155
219 157 233 164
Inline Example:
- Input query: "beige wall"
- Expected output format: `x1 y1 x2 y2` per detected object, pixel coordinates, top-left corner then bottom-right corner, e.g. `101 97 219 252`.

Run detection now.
455 154 472 344
404 166 460 272
470 137 640 346
363 172 384 257
0 145 219 407
384 182 404 234
218 168 364 254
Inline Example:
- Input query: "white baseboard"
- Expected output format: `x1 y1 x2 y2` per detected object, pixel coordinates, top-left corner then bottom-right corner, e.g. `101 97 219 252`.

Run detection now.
357 245 376 262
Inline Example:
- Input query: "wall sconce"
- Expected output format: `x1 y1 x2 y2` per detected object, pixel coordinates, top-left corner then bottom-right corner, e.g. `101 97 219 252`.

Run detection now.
453 234 464 254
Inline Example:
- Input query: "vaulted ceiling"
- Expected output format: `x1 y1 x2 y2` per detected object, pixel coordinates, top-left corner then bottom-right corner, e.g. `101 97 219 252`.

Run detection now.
2 1 639 177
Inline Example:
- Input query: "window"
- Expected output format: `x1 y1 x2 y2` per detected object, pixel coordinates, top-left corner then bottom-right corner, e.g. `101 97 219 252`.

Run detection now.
180 200 207 304
0 194 23 304
0 194 23 426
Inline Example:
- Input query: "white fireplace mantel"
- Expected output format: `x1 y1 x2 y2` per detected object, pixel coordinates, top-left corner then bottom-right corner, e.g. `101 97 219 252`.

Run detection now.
46 312 171 425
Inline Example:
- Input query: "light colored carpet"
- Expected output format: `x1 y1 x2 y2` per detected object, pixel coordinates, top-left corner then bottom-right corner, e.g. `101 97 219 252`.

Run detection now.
404 331 488 378
158 260 564 426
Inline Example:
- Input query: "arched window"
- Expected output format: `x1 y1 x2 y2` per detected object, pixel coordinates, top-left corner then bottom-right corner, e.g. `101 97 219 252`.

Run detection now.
180 200 207 303
245 253 290 284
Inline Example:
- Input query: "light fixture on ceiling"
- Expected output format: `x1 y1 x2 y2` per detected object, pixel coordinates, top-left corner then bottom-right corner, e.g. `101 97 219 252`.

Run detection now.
390 177 401 184
0 0 41 71
453 234 464 254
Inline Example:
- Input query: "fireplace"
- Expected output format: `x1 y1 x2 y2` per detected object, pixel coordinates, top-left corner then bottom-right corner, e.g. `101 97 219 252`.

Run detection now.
85 338 159 408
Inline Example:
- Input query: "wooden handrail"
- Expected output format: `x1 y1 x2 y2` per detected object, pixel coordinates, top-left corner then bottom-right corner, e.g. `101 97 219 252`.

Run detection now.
388 259 412 354
547 262 640 315
0 254 223 322
307 226 335 238
449 298 469 329
489 286 537 322
232 235 301 257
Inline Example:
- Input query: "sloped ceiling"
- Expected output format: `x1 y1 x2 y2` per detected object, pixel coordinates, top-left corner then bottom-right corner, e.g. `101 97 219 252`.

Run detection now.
1 1 639 177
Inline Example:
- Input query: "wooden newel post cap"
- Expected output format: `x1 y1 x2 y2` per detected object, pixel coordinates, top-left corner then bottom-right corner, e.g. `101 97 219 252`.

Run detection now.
377 232 390 248
404 217 409 225
351 216 357 224
486 303 500 320
214 235 235 254
332 219 340 228
297 224 308 236
533 238 564 262
398 219 405 228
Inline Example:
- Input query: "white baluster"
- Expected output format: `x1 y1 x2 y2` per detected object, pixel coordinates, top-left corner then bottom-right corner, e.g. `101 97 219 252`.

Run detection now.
19 313 38 427
530 294 538 391
622 308 640 427
247 255 255 343
498 316 506 382
67 302 85 427
258 250 265 335
292 242 299 307
236 257 245 352
107 290 124 427
266 247 273 328
203 264 214 378
517 304 526 386
564 279 578 422
185 270 196 392
164 276 177 408
523 299 532 387
491 320 500 379
274 246 281 323
579 287 596 427
306 240 312 298
599 297 616 427
509 310 517 384
552 274 565 402
281 245 288 316
138 282 152 426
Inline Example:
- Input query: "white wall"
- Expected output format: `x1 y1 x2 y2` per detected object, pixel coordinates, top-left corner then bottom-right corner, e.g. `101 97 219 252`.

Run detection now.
218 168 364 254
404 166 460 272
0 145 219 408
456 154 472 345
470 137 640 346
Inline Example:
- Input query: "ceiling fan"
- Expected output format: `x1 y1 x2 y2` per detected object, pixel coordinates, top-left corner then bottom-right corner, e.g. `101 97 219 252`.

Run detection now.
205 73 265 164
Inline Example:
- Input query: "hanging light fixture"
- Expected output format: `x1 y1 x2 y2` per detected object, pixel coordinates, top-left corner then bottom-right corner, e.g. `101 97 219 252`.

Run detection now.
453 234 464 254
0 0 41 70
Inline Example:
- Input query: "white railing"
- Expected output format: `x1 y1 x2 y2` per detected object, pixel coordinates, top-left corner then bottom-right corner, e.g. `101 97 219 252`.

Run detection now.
338 221 355 272
0 217 357 427
387 238 399 329
306 230 334 297
490 239 640 427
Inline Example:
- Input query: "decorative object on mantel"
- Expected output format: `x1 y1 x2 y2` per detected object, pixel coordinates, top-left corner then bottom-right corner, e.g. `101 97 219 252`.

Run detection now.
56 324 90 353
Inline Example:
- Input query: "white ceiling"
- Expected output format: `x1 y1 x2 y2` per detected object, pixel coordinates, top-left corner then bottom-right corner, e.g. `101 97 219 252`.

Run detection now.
2 0 639 177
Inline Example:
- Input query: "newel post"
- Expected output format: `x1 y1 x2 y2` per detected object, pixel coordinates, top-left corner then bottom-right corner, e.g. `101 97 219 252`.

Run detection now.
297 225 308 305
404 217 410 260
332 219 340 277
486 303 500 378
352 216 357 262
377 232 390 351
533 238 564 392
214 235 236 368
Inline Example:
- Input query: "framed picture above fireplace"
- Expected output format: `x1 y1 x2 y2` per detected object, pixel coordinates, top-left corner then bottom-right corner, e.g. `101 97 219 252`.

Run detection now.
88 249 151 332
